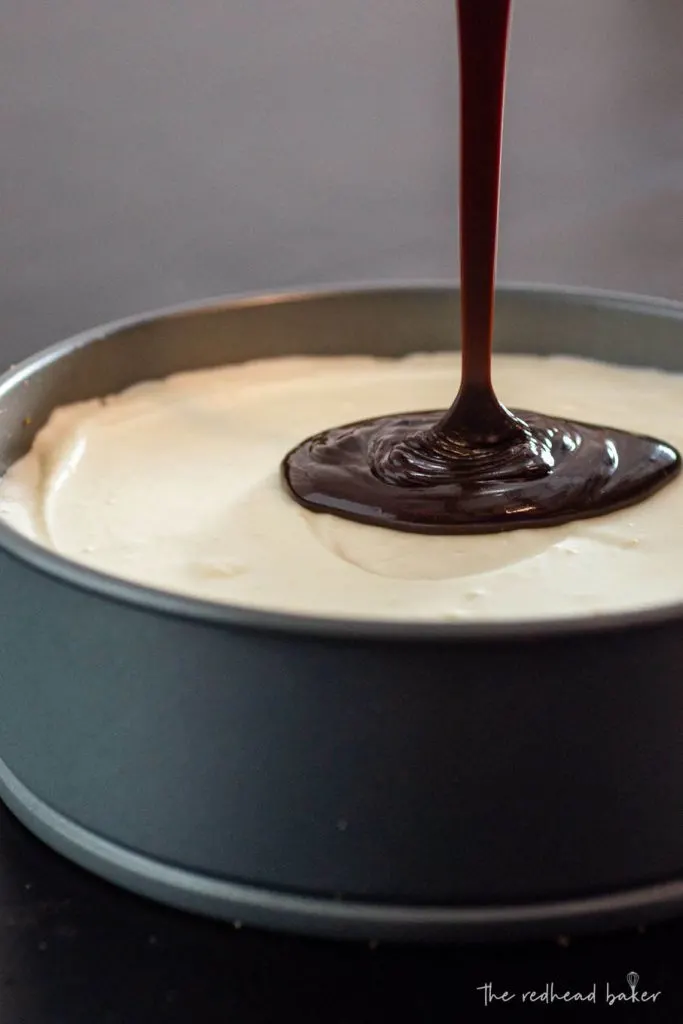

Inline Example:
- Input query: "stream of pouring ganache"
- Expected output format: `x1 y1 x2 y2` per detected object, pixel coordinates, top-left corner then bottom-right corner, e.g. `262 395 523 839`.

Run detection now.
281 0 680 534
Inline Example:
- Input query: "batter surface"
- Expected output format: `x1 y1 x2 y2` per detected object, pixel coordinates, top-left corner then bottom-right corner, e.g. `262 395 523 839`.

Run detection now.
0 351 681 622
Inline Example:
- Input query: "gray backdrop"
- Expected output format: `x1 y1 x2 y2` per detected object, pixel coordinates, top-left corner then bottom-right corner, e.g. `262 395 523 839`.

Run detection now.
2 0 682 362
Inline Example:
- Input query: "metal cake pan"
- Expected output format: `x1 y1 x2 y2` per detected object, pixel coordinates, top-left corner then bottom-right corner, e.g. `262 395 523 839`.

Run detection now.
0 283 683 943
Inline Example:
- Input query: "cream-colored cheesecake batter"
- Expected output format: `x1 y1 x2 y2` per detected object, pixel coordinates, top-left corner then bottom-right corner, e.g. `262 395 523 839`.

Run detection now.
1 351 682 622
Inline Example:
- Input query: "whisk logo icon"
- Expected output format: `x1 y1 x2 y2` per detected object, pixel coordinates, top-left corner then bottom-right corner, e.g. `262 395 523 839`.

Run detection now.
605 971 661 1005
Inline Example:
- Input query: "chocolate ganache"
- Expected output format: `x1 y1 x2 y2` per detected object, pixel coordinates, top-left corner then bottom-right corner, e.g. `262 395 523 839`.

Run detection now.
282 0 680 534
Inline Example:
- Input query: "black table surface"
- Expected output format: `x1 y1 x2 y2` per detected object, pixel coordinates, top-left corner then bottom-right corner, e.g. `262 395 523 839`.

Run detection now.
3 1 683 1020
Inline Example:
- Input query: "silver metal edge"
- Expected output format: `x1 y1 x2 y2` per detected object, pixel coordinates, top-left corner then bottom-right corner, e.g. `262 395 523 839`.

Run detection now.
2 756 683 944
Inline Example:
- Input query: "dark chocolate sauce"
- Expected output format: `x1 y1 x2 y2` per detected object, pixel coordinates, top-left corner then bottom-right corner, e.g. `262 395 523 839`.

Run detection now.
281 0 680 534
